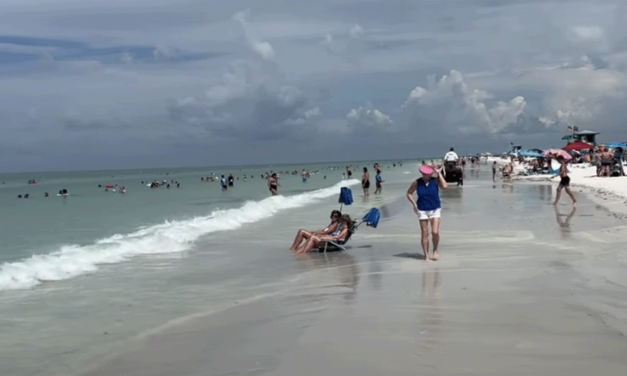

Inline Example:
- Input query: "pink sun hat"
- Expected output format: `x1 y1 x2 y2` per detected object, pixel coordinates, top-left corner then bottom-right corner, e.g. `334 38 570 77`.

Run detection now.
419 165 435 175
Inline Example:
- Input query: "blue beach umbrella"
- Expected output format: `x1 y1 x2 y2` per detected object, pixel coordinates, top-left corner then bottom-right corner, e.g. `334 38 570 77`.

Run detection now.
362 207 381 228
518 149 544 158
607 142 627 149
338 187 353 211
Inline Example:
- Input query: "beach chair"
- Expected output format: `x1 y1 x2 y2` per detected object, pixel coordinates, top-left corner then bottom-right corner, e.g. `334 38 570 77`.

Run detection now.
318 208 380 253
319 220 357 253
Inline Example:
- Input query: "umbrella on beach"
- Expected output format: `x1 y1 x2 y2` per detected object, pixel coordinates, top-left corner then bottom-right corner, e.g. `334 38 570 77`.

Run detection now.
338 187 353 211
607 142 627 149
543 149 572 160
563 141 593 151
518 149 544 158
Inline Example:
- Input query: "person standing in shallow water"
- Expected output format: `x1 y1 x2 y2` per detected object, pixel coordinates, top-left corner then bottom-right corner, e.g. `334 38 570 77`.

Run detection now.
361 167 370 196
406 164 448 261
267 173 279 195
553 156 577 206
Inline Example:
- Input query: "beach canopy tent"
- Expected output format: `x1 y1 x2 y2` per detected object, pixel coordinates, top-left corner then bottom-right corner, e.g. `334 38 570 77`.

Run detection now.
563 141 593 151
518 149 544 158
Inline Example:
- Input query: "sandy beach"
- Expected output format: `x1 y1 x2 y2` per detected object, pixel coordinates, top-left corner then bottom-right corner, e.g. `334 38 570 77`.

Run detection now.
75 170 627 376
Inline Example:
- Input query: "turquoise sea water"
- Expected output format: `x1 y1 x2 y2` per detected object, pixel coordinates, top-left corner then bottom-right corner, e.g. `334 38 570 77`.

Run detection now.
0 159 414 376
3 159 624 376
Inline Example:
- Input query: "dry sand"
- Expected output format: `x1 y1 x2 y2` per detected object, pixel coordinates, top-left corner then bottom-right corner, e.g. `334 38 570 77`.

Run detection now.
76 180 627 376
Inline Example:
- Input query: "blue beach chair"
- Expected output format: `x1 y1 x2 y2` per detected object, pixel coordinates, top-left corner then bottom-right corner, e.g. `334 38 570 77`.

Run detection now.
320 208 381 253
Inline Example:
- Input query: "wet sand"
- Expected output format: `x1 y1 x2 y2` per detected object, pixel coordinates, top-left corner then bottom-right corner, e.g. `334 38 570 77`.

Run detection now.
77 182 627 376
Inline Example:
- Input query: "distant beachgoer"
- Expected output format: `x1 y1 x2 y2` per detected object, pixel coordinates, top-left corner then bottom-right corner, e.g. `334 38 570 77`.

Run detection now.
601 147 614 177
220 175 228 190
406 164 448 261
290 210 342 251
268 173 279 195
296 214 352 254
301 169 308 183
362 167 370 196
492 161 498 182
347 167 352 179
18 195 22 198
553 157 577 206
375 171 383 194
45 192 49 197
228 174 234 186
502 163 512 180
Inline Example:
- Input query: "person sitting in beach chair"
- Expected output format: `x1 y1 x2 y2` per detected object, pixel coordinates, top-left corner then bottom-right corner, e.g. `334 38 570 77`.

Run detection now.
290 210 342 251
296 214 352 254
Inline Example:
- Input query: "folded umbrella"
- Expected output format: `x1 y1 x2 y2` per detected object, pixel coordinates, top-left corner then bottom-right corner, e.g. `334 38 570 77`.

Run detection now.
338 187 353 211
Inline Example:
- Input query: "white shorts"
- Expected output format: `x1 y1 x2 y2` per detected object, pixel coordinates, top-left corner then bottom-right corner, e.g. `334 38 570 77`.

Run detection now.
418 208 441 220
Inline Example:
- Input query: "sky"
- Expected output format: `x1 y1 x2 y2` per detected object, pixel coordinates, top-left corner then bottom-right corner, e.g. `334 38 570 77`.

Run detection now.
1 0 626 172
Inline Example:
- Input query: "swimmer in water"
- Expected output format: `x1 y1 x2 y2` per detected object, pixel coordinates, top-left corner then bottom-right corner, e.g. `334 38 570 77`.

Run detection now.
267 173 280 195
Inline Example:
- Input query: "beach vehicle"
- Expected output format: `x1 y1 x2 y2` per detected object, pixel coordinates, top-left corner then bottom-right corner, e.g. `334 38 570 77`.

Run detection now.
443 161 464 186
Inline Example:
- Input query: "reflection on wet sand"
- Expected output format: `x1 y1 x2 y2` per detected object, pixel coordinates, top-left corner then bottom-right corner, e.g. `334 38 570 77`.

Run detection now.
417 268 442 350
295 252 360 301
440 186 463 200
554 205 577 239
502 182 514 194
366 251 383 291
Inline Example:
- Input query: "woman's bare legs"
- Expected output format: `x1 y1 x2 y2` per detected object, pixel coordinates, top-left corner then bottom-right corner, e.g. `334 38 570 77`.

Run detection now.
290 229 313 251
419 220 430 261
431 218 441 261
564 186 577 206
553 186 563 205
297 235 324 254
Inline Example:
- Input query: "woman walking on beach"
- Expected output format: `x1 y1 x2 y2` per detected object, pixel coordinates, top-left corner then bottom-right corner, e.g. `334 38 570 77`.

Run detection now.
406 164 448 261
553 156 577 206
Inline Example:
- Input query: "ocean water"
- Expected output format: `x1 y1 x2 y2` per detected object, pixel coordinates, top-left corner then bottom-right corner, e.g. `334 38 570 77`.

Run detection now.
0 159 413 376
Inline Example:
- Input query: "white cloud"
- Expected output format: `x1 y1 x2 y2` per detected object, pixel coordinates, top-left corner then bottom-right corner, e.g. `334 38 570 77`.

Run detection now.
283 106 321 125
403 70 526 134
232 10 275 61
120 52 134 64
304 106 321 119
346 106 393 129
571 26 604 41
349 24 364 38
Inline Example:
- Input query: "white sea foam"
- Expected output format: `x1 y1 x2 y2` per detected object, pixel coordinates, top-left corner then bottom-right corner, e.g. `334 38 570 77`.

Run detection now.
0 179 360 291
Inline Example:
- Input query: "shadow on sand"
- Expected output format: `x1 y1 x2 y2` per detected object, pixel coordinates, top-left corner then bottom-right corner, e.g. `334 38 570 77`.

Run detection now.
393 252 427 260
